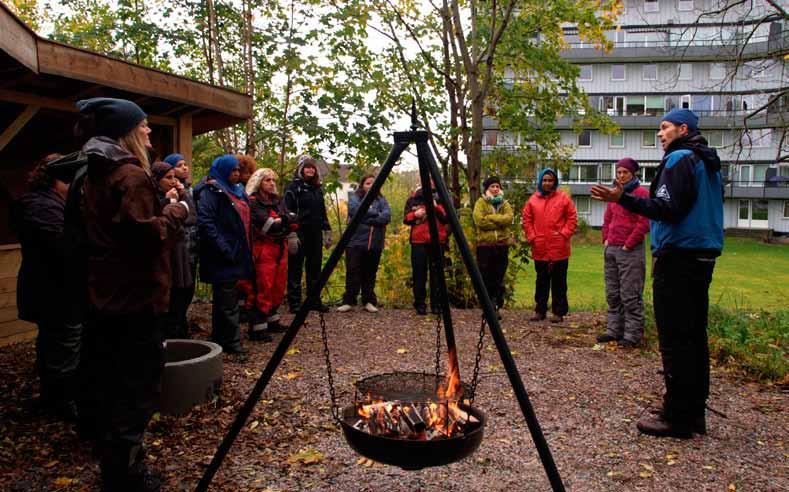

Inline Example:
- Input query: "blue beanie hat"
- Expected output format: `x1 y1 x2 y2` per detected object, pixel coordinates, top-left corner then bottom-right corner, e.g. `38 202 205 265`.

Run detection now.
163 153 185 167
662 108 698 132
75 97 147 140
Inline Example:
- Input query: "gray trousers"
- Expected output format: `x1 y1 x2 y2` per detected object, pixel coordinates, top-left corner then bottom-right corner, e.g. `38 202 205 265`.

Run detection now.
604 243 646 343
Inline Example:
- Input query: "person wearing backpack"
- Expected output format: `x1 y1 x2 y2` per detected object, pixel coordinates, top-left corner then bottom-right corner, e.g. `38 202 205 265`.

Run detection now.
11 154 81 422
75 97 188 492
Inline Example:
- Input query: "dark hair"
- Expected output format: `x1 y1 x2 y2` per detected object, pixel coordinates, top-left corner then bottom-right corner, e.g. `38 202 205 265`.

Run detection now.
355 174 381 198
26 154 63 191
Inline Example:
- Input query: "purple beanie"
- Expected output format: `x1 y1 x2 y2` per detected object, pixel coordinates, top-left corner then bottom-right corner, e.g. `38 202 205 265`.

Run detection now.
615 157 639 174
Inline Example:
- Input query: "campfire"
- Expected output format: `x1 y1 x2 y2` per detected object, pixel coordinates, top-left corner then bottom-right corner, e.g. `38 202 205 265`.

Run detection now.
349 348 479 440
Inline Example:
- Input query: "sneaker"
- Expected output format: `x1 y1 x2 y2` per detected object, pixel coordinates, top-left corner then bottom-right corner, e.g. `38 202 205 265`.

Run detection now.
529 313 546 322
596 333 621 343
618 339 639 349
364 303 379 313
636 412 693 439
336 304 353 313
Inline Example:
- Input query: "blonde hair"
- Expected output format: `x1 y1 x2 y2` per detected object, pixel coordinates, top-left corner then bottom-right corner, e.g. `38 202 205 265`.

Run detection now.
245 168 278 195
119 124 151 173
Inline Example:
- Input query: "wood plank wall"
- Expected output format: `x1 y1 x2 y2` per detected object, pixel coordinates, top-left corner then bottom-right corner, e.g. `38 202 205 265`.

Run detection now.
0 244 36 346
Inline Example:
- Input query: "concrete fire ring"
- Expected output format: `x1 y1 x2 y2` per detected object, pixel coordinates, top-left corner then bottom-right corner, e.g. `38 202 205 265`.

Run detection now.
160 339 223 415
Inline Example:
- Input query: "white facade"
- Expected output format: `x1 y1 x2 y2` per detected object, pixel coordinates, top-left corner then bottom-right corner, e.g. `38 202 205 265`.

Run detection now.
484 0 789 233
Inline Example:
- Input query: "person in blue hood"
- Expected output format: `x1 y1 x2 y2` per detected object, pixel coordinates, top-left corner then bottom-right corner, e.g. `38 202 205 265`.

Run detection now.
197 155 254 356
592 108 724 439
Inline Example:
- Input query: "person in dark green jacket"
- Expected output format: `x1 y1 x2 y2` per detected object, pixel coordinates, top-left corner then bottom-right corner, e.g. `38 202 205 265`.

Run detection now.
472 176 513 309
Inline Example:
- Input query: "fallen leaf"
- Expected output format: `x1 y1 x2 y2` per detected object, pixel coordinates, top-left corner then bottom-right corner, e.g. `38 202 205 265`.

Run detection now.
285 372 302 380
606 470 622 478
396 348 408 354
249 420 259 430
53 477 74 486
286 348 300 356
288 448 324 465
728 484 737 491
592 344 603 351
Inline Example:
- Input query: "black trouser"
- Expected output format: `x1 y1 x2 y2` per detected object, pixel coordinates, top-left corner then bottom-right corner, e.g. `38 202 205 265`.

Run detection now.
476 245 509 309
78 309 163 490
653 254 714 424
287 227 324 309
36 319 81 408
163 284 194 339
410 243 443 310
343 247 383 306
211 281 243 351
534 259 569 316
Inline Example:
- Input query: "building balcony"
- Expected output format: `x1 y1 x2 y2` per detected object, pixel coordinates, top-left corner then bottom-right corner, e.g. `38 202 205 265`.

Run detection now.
561 33 788 62
567 179 789 200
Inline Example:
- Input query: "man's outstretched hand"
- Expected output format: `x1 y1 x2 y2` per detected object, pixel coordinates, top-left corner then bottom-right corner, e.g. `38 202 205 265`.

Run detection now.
590 181 624 203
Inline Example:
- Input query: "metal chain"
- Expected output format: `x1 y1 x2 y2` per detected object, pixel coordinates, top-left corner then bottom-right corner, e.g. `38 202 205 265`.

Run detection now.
433 314 442 378
318 312 339 421
468 316 487 404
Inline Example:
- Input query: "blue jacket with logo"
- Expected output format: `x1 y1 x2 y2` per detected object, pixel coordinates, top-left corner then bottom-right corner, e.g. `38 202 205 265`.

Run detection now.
618 132 724 257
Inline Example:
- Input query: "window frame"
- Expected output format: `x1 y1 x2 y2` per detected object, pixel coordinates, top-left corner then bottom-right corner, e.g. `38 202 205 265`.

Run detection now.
678 0 693 10
641 130 657 148
611 64 626 81
577 129 592 148
574 196 592 215
644 0 659 12
678 63 692 81
642 64 658 81
783 200 789 219
707 130 724 148
609 132 625 148
709 62 726 80
578 65 593 81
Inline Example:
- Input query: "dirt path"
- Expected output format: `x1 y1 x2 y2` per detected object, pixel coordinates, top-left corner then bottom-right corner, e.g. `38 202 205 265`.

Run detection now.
1 307 786 491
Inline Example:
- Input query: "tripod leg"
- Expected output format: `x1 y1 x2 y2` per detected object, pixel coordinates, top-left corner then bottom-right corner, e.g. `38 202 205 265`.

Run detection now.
195 141 410 492
417 141 566 492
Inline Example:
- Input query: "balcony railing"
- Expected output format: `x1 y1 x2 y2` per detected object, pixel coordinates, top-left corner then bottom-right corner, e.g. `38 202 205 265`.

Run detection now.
565 33 784 50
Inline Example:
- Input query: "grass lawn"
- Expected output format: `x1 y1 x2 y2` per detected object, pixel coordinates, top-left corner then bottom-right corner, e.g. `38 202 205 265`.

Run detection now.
513 230 789 312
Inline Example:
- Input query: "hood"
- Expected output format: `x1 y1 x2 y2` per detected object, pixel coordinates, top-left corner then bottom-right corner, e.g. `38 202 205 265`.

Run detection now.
536 168 559 196
294 160 321 184
665 131 721 172
82 136 140 176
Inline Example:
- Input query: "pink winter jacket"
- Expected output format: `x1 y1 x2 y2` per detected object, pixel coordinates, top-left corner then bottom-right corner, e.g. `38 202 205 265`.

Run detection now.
602 186 650 249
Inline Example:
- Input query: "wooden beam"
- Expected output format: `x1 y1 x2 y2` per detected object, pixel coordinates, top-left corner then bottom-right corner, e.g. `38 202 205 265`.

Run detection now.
0 105 39 152
177 114 193 167
37 41 252 119
0 4 38 72
0 89 176 126
162 104 191 116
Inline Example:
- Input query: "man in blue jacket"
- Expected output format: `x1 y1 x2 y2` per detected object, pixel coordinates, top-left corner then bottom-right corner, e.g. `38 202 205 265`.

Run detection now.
591 109 724 439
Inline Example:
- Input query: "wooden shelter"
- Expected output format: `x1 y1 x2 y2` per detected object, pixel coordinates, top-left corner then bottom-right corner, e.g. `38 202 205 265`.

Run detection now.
0 4 252 344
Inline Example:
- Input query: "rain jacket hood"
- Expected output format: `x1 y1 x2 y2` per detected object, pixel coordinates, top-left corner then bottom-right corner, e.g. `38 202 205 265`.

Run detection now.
537 168 559 196
665 131 721 173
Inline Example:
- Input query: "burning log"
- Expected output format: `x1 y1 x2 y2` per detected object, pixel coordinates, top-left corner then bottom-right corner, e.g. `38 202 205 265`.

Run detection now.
401 403 426 433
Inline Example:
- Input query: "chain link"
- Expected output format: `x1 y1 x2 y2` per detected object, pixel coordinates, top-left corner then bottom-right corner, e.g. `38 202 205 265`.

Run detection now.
468 315 487 404
433 314 442 378
318 312 339 422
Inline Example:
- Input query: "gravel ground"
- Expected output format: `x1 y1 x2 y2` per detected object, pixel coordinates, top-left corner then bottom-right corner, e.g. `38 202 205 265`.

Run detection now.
1 305 786 491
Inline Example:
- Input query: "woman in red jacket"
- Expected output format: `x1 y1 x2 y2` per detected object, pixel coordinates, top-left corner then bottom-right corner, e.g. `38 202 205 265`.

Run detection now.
596 158 650 348
522 168 577 322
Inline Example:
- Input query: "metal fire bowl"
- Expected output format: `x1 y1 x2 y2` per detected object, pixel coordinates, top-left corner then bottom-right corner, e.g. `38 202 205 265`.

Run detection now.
339 403 487 470
354 371 472 402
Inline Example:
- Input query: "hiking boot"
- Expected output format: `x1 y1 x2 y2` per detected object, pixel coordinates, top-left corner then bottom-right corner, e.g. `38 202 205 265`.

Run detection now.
336 304 353 313
596 333 621 343
549 315 564 323
650 408 706 435
636 412 693 439
223 345 247 355
618 339 639 349
529 312 546 322
363 303 379 313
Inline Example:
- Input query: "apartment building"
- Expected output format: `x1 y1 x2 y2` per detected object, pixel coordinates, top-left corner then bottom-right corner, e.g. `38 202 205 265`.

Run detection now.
484 0 788 234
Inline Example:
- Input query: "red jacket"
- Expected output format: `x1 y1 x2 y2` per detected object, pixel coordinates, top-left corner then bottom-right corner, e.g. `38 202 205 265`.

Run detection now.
522 190 577 262
403 189 449 245
602 186 650 249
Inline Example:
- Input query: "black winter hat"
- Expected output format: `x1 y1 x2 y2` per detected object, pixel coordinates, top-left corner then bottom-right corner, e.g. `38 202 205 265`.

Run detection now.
75 98 147 140
482 176 501 192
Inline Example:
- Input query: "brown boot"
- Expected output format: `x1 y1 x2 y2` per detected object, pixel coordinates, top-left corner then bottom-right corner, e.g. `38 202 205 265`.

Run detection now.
529 312 546 322
650 408 706 435
636 412 693 439
549 315 564 323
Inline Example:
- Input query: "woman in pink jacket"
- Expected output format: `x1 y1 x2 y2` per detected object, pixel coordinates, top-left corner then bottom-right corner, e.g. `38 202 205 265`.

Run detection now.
522 168 577 322
596 158 650 347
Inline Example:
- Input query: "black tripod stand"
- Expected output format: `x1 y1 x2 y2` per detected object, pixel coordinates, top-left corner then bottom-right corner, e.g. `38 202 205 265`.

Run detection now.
196 109 566 491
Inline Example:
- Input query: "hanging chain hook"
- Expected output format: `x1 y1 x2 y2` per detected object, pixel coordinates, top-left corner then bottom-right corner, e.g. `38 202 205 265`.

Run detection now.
319 311 340 422
433 313 442 378
468 315 487 404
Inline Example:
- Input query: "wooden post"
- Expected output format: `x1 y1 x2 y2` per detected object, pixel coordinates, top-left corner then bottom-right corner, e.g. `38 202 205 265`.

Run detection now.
0 105 39 152
177 113 193 166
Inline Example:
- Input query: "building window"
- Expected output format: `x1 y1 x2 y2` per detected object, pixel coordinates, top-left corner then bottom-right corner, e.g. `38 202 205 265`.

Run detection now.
642 130 657 148
678 63 692 80
779 166 789 178
574 196 591 215
745 61 768 78
626 95 645 115
681 94 691 108
579 65 593 81
707 130 724 148
578 130 592 147
645 95 664 116
570 165 598 182
691 95 712 114
643 165 659 183
644 0 659 12
643 64 658 80
610 132 625 148
601 163 614 182
783 201 789 219
611 64 626 81
710 63 726 80
742 129 772 148
484 130 498 146
678 0 693 10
